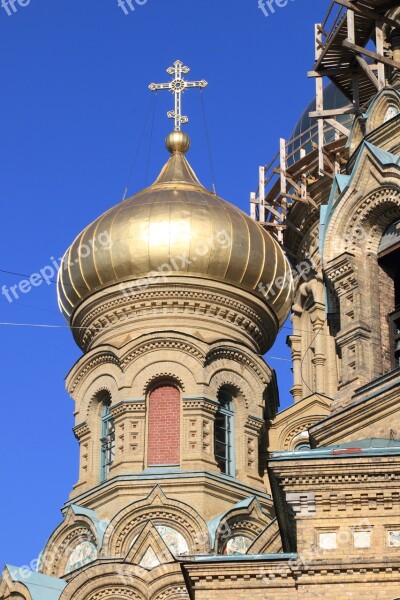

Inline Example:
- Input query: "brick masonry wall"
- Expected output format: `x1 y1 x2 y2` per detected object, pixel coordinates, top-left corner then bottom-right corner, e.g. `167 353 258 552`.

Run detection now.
148 385 180 466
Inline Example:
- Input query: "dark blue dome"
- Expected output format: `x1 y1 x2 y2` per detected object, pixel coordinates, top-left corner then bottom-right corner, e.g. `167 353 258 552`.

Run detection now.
287 83 354 167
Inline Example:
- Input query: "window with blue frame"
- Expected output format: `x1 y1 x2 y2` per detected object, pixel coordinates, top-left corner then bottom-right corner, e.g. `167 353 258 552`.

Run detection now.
100 401 115 482
215 389 235 477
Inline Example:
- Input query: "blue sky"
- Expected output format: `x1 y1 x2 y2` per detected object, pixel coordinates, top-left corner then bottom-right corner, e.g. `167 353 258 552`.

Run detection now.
0 0 332 570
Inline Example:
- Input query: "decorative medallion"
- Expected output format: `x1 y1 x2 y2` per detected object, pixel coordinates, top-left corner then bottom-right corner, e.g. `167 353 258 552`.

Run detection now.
65 541 97 574
388 530 400 547
384 105 399 123
156 526 189 556
223 535 252 555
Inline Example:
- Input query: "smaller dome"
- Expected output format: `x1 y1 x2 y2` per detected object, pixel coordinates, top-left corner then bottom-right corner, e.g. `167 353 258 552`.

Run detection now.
287 83 354 166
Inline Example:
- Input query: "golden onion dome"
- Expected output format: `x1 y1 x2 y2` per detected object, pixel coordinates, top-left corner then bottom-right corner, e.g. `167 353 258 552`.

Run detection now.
57 132 292 327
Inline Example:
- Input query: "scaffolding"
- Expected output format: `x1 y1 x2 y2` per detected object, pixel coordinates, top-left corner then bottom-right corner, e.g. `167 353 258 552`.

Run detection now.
251 0 400 240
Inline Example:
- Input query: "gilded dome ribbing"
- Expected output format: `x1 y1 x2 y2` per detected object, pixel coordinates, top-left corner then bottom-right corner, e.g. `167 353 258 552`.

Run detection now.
57 136 292 328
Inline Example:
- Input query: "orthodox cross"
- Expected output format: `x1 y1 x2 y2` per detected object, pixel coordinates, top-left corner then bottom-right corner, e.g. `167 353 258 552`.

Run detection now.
149 60 208 131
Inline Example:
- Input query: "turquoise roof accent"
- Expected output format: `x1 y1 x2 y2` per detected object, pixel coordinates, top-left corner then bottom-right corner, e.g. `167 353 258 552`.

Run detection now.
207 496 260 548
37 504 109 570
319 141 400 255
271 441 400 461
326 438 400 449
319 173 350 253
364 141 400 166
5 566 66 600
186 552 297 563
70 504 108 548
64 471 271 510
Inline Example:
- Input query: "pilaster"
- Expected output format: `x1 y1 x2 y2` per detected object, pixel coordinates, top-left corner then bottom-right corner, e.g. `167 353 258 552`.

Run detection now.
181 397 219 471
110 400 146 474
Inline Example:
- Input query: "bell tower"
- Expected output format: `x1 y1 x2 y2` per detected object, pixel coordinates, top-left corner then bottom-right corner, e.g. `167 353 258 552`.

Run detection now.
58 121 292 511
1 62 292 599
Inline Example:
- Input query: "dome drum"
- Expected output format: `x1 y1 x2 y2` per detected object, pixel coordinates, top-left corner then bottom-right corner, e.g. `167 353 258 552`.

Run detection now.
69 276 280 354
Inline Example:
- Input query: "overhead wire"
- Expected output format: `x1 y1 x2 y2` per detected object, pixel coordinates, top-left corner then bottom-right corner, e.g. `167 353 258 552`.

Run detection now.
145 91 157 186
122 93 155 201
0 270 340 340
0 318 292 363
199 88 217 195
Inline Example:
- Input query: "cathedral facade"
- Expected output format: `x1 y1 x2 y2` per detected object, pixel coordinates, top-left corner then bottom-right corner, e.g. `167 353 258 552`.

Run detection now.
2 2 400 599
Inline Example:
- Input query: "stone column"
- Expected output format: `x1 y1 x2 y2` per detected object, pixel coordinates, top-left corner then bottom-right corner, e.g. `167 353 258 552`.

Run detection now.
288 334 303 403
310 305 327 396
181 397 219 471
73 422 93 493
110 400 146 474
242 415 264 487
325 253 373 408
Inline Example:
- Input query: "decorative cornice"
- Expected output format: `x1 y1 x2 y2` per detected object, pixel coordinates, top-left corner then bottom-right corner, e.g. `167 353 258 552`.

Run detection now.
182 397 219 412
183 558 400 584
325 253 356 287
205 347 271 385
73 422 91 440
65 471 273 512
69 353 120 394
310 372 400 446
69 338 202 396
121 339 205 369
335 322 373 346
142 372 186 395
71 283 276 353
110 400 146 418
245 415 265 433
277 470 400 489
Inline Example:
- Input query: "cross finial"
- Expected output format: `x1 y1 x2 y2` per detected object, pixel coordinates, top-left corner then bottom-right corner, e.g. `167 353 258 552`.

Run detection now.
149 60 208 131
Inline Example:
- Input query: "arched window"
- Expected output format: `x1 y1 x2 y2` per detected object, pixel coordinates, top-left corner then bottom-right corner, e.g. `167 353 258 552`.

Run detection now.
215 389 235 477
378 220 400 370
100 397 115 482
148 384 180 466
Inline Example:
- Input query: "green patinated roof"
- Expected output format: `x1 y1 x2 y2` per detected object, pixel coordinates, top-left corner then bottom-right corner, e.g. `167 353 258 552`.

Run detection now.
364 141 400 166
70 503 108 548
5 566 66 600
319 139 400 253
326 438 400 449
207 496 260 548
271 438 400 461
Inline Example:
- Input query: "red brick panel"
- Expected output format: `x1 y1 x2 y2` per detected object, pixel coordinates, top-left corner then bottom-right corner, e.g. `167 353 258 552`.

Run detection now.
147 385 180 466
